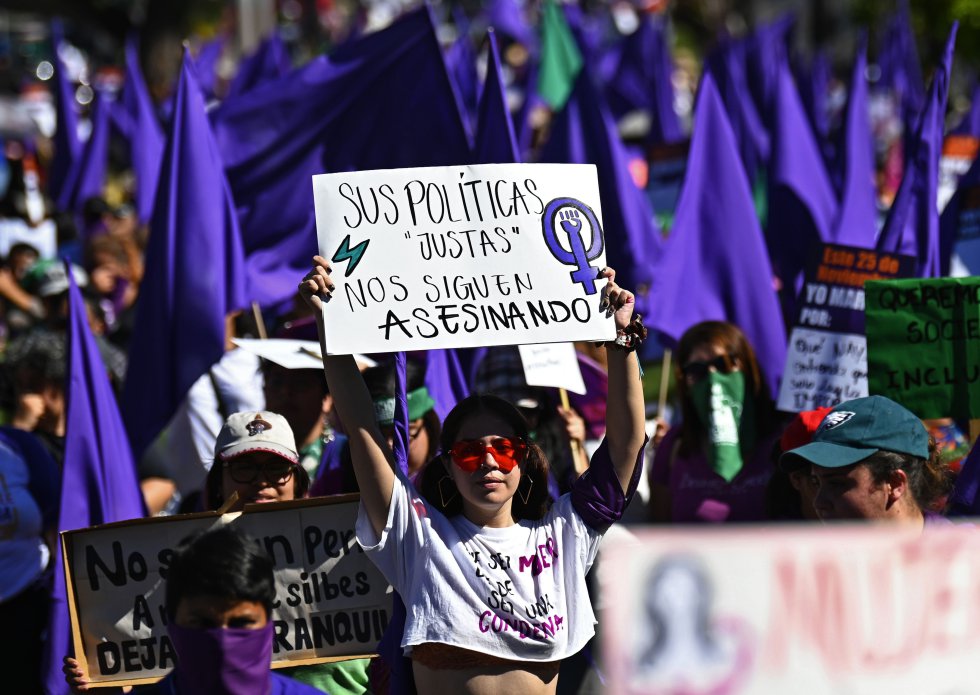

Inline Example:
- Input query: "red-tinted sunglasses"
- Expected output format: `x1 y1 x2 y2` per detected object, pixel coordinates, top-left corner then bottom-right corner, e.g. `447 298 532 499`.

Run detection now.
448 436 527 473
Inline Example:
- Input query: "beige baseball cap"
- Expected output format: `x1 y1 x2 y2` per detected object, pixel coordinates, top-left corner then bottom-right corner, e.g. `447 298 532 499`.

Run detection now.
214 411 299 464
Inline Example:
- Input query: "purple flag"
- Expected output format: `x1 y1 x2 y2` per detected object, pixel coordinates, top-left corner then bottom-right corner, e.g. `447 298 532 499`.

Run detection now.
474 30 520 164
877 0 925 124
877 24 957 278
227 31 291 98
539 70 662 311
831 35 878 249
41 266 144 694
952 83 980 137
49 20 80 203
425 349 470 422
57 88 110 215
123 36 164 223
647 71 786 398
745 13 795 126
122 54 247 462
445 26 479 134
705 38 770 180
486 0 538 55
767 55 837 301
211 8 471 305
192 35 225 101
605 16 683 145
795 50 831 148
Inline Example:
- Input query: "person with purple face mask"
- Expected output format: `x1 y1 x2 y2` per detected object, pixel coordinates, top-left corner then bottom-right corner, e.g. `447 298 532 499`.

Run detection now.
63 525 321 694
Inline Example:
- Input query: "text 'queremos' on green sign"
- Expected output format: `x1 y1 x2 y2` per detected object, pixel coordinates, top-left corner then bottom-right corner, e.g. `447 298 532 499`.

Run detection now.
865 276 980 419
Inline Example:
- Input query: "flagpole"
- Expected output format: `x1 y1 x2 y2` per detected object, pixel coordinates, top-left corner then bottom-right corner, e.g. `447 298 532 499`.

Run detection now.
559 387 584 473
251 301 268 339
658 349 672 419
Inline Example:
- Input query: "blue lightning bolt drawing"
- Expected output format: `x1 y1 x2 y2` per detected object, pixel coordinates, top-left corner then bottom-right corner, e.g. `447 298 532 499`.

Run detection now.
331 234 370 277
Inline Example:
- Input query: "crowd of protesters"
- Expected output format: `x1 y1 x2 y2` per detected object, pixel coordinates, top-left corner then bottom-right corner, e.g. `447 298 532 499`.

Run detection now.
2 2 980 695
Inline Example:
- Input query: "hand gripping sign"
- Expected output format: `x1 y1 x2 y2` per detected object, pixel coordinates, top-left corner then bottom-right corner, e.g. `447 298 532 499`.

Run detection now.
311 164 616 355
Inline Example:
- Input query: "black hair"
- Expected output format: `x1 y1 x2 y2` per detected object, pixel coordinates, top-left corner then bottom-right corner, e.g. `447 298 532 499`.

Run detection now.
165 526 275 620
862 438 952 513
4 329 67 391
417 394 552 521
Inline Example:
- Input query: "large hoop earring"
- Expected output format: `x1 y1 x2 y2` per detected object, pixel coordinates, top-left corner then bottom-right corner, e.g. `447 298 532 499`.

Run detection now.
438 475 458 508
518 475 533 506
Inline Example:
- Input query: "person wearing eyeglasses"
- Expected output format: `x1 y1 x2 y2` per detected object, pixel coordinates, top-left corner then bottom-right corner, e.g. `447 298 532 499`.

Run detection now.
299 258 646 695
203 411 311 512
649 321 780 524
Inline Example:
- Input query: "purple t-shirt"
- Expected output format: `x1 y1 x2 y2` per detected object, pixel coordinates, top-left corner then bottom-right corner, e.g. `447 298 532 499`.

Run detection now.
650 427 777 523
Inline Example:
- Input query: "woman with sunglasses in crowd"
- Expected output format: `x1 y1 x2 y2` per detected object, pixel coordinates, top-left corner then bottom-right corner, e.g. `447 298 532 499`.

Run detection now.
300 258 646 695
650 321 779 524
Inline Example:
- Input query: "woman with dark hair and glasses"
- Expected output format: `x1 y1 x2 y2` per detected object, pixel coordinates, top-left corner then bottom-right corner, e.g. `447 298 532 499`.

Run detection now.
650 321 779 523
300 258 646 695
204 411 311 512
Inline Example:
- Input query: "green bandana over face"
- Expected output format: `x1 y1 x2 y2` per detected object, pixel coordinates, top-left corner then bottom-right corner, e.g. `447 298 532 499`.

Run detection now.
690 371 755 482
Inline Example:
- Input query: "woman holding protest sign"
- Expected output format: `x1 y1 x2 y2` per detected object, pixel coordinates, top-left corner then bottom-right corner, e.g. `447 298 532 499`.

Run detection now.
300 256 646 694
650 321 780 523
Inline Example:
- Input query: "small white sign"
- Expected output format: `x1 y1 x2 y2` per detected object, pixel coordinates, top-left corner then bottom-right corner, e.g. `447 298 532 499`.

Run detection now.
312 164 615 354
232 338 323 370
776 328 868 412
518 342 586 394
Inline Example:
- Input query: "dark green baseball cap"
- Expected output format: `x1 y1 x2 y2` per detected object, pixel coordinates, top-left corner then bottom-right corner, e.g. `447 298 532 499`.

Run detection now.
780 396 929 471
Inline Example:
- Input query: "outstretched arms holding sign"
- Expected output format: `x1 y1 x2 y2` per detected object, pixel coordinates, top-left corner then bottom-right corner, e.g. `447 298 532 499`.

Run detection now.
300 255 396 537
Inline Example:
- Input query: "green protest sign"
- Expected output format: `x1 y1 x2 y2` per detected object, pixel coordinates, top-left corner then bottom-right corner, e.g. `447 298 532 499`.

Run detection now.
865 277 980 419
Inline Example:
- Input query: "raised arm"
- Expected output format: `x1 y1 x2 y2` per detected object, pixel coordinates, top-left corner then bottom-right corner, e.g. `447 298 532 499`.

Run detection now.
599 268 647 493
300 256 396 536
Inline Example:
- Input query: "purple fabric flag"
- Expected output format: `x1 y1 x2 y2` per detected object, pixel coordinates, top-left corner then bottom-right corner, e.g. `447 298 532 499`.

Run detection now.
605 16 683 145
211 8 471 306
123 36 165 223
831 35 878 249
745 13 795 126
193 35 225 101
539 70 662 312
41 266 144 694
425 349 470 422
952 83 980 137
474 29 520 164
767 55 837 302
877 23 957 278
486 0 538 55
705 38 770 180
57 88 110 215
877 0 925 124
122 54 246 462
647 71 786 398
795 50 831 148
49 19 80 203
445 26 479 133
227 31 291 98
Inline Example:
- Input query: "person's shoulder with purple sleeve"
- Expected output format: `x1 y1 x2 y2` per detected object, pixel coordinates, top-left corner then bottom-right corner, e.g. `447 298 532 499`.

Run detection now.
570 436 647 532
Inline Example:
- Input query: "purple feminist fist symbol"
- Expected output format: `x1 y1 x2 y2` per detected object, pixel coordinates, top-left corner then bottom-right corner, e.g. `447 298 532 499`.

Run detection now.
541 198 604 295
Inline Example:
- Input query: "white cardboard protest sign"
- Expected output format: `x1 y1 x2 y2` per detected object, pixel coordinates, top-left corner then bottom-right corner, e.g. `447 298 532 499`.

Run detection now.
312 164 616 354
63 496 391 688
602 524 980 695
776 328 867 411
518 343 586 395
